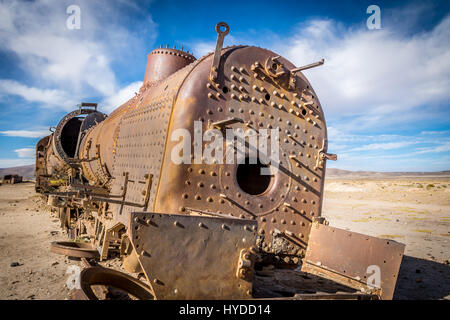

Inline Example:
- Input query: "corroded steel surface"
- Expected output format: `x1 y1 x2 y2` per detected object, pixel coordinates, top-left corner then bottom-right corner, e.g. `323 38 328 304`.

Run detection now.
35 21 405 300
155 45 327 260
302 222 405 300
130 212 257 299
54 32 328 261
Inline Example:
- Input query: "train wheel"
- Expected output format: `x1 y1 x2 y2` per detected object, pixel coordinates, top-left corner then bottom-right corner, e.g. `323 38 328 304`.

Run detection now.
76 266 154 300
50 241 100 259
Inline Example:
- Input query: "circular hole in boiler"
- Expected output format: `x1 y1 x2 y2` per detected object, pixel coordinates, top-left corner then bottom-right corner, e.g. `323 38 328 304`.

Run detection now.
222 86 229 94
236 157 273 195
265 93 270 101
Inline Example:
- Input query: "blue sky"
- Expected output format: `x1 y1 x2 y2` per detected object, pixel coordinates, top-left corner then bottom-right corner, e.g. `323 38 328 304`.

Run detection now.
0 0 449 171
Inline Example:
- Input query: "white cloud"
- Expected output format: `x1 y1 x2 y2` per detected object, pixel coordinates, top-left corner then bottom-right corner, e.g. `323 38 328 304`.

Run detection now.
1 129 50 138
325 127 450 170
101 81 143 113
420 130 450 135
0 79 77 107
188 13 450 134
189 35 239 58
434 143 450 153
0 158 34 168
350 141 415 152
191 41 215 58
413 142 450 154
14 148 34 158
0 0 156 110
279 16 450 120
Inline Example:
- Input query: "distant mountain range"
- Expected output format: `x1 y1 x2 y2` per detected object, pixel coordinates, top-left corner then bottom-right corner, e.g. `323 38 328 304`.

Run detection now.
0 165 35 179
1 164 449 180
327 168 450 178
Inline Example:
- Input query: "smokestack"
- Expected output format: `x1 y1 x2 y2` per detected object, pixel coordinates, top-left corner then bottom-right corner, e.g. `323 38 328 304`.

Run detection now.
143 47 196 84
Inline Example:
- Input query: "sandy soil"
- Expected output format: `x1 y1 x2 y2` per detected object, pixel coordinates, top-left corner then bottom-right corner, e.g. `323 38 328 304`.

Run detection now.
0 179 448 300
0 182 71 299
323 177 450 299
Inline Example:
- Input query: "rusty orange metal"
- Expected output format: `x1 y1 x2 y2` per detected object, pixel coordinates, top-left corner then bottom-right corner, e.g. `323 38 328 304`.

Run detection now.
36 22 405 300
302 222 405 300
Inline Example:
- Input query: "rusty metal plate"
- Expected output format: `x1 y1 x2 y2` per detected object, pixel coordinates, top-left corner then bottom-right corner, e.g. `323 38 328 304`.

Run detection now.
156 46 328 260
130 212 257 299
302 223 405 300
107 61 200 228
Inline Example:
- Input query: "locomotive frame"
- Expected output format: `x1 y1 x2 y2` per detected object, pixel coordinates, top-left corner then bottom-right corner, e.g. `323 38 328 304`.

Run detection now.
35 22 405 300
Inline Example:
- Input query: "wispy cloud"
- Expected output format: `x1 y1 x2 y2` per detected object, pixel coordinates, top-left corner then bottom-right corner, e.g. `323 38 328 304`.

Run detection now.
0 0 156 110
327 130 450 171
191 42 215 58
189 35 239 58
279 16 450 125
413 142 450 154
0 158 35 168
101 81 143 113
0 80 77 108
190 8 450 133
0 129 50 138
350 142 416 152
14 148 34 158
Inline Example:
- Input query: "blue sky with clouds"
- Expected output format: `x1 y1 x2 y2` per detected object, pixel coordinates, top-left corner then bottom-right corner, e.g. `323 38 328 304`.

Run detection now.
0 0 449 171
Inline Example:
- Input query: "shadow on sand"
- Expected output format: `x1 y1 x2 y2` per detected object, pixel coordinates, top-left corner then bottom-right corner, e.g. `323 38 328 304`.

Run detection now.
394 255 450 300
253 255 449 300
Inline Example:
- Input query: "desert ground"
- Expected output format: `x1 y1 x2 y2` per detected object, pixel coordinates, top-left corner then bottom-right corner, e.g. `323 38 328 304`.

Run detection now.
0 177 449 300
322 175 450 299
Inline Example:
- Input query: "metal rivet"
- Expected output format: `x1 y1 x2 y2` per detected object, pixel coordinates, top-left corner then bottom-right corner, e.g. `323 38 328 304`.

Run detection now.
174 221 183 227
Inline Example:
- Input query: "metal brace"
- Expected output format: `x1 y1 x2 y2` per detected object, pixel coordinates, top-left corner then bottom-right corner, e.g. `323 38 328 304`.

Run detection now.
210 22 230 82
290 59 325 75
208 117 243 130
315 139 337 169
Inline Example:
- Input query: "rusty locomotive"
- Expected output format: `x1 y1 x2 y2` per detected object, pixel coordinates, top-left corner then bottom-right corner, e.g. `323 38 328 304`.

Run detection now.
35 22 405 300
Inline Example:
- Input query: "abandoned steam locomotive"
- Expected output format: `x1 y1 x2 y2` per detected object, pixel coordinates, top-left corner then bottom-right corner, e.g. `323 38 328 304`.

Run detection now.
35 22 405 300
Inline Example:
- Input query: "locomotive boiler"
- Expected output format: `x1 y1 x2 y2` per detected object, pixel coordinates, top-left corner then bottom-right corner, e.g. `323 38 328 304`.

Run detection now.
35 22 405 300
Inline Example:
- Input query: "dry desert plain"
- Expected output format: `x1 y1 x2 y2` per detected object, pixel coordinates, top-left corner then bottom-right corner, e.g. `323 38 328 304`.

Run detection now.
0 173 449 300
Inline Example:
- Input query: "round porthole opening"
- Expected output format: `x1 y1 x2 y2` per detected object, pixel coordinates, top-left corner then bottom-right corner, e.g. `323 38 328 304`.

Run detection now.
236 157 273 195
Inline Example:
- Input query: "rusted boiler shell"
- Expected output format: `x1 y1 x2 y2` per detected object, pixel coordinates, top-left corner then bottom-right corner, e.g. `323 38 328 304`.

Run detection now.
35 23 407 300
78 45 327 257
